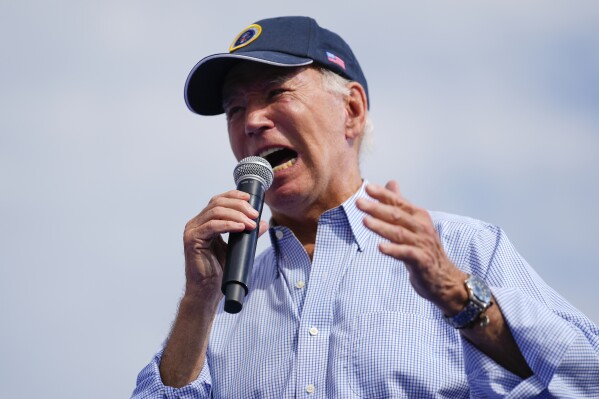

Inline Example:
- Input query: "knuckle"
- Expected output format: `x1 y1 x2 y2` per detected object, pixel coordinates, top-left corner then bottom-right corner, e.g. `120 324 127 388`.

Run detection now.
183 229 194 244
390 226 404 242
417 207 433 223
423 223 436 236
205 219 221 231
205 207 218 220
412 206 425 216
390 208 402 224
184 220 200 241
404 246 417 260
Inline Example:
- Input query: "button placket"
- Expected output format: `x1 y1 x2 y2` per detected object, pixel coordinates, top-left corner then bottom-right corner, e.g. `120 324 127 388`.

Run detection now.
294 211 357 398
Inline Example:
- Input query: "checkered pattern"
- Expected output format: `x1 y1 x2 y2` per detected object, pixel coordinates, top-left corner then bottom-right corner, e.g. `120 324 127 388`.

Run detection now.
132 183 599 398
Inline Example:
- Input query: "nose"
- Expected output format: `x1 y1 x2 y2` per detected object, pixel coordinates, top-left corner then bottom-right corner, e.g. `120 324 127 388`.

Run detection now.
244 102 274 137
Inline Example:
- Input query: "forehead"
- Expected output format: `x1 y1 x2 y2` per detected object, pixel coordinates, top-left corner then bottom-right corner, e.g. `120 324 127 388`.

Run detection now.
222 63 317 97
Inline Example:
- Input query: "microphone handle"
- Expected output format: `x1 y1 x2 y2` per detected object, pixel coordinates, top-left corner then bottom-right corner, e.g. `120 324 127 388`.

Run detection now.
222 178 266 313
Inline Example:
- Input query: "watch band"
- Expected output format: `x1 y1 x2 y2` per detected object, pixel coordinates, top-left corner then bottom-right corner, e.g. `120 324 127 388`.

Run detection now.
444 274 492 329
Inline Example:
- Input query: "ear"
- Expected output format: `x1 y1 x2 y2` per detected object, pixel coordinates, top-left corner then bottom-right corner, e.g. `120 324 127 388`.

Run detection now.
344 82 368 142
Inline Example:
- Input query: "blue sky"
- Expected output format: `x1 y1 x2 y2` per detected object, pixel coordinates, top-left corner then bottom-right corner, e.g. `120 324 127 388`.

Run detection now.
1 1 598 397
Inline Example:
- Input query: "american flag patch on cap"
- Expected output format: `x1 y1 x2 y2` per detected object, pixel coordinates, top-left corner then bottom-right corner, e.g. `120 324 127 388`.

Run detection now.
326 51 346 70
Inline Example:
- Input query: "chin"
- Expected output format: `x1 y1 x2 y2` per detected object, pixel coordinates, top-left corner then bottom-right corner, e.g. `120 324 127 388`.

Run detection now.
265 182 309 213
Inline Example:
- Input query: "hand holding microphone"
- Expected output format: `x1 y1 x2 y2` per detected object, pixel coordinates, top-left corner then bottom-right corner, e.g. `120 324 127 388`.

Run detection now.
181 156 272 314
222 156 274 313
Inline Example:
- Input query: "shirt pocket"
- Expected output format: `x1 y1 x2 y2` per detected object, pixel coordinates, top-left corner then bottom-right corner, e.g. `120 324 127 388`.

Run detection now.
347 311 466 399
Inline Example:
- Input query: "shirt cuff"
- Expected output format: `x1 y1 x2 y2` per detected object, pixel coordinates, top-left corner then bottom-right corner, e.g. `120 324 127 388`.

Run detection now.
131 349 212 399
462 286 577 398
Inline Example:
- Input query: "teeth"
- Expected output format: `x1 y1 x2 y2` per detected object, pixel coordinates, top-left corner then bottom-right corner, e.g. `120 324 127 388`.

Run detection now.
272 158 297 173
258 147 285 158
256 147 297 173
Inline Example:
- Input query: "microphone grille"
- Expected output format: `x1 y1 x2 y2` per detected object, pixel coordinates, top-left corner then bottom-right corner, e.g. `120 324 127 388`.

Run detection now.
233 156 274 189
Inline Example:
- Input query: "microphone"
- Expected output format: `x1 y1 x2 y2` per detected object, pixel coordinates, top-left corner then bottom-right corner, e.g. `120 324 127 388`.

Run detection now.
222 156 274 314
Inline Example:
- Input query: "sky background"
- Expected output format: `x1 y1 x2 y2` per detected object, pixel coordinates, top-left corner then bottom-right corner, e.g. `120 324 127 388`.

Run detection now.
1 1 598 398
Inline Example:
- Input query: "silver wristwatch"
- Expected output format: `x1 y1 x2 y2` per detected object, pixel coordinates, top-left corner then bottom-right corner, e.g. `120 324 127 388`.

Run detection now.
444 274 493 329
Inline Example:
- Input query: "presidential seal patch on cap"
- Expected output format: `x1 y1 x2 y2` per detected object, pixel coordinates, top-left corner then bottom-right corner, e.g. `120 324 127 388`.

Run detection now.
229 24 262 52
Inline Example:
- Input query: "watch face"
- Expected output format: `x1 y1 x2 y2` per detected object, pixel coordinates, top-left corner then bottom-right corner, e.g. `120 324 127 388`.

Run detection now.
470 276 491 303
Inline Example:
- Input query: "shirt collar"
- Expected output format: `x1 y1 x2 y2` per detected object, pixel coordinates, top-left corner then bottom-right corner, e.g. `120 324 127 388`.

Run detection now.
268 180 371 252
339 180 370 252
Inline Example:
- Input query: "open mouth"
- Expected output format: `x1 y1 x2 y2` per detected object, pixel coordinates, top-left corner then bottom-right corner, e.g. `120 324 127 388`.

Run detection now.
259 147 298 173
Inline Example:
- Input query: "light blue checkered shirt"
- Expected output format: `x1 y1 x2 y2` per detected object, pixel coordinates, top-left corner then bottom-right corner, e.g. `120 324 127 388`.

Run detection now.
132 183 599 398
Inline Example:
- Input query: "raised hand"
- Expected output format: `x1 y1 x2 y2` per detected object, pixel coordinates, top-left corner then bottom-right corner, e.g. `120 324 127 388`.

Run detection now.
356 181 468 315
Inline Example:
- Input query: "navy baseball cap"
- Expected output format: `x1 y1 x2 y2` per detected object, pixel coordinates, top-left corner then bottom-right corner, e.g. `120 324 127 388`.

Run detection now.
184 16 369 115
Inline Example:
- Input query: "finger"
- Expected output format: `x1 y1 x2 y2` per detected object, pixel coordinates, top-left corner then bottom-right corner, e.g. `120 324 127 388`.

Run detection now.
189 195 260 232
186 219 249 247
385 180 401 195
217 189 252 200
207 195 260 219
378 241 422 266
201 205 258 231
365 183 415 214
185 206 258 248
363 215 419 246
356 198 420 232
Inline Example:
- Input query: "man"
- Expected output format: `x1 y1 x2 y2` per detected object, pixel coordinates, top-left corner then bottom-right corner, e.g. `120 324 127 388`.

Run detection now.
132 16 599 398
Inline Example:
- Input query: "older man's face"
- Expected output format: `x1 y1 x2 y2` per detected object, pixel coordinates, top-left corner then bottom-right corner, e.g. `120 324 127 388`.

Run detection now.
222 63 358 217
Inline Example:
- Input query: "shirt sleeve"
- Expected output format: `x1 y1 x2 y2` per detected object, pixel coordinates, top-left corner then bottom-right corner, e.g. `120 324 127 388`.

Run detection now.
460 224 599 398
130 348 213 399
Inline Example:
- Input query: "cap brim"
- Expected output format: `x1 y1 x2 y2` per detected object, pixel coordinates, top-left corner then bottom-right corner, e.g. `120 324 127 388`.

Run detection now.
184 52 313 116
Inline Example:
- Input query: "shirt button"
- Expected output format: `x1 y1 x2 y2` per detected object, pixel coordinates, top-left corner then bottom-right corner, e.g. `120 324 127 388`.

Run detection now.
275 230 284 239
309 327 319 336
306 384 315 394
295 280 305 289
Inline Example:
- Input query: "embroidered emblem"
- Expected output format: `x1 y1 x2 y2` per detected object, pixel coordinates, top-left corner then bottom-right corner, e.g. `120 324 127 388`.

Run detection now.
229 24 262 52
326 51 346 70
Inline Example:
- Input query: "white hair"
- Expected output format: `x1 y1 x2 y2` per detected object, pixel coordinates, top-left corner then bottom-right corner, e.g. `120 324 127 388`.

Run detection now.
317 67 374 156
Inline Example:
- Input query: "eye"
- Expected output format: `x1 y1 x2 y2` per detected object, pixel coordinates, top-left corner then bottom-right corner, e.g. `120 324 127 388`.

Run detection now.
225 105 244 119
268 88 287 99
